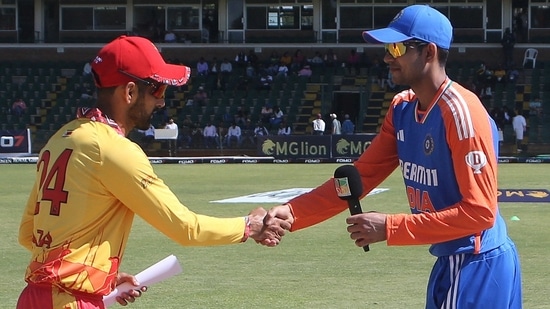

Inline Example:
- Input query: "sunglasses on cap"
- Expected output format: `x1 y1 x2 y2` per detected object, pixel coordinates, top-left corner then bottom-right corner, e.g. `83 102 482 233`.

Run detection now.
118 70 168 99
384 40 428 58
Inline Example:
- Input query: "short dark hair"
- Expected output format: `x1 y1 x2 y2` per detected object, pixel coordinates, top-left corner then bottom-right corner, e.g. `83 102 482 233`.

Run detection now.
414 43 448 67
438 48 449 67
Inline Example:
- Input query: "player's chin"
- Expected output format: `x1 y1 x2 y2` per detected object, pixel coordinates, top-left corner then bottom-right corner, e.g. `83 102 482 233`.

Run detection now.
135 120 151 131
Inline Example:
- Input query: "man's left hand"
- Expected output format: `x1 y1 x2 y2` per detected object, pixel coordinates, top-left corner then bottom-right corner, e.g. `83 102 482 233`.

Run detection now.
115 272 148 306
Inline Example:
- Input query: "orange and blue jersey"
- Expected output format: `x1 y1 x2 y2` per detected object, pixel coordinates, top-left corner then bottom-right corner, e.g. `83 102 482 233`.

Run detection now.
287 78 521 307
289 78 507 256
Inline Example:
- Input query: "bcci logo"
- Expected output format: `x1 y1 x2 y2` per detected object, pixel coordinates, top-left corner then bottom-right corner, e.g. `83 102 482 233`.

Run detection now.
423 134 434 155
261 139 276 155
391 10 405 24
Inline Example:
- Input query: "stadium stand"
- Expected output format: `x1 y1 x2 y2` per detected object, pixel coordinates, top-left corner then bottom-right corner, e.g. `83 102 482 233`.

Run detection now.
1 60 549 156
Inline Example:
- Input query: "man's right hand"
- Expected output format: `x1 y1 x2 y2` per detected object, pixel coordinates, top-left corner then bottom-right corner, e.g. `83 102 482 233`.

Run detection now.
254 204 295 246
265 204 295 227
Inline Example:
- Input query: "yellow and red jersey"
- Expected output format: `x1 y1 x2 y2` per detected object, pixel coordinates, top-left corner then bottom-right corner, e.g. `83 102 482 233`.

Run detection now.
19 115 246 297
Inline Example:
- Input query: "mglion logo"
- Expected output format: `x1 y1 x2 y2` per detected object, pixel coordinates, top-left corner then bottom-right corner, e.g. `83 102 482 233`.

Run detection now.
262 139 276 155
336 138 351 155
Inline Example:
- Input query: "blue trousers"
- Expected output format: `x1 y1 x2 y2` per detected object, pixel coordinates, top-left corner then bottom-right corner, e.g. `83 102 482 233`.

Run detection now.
426 238 522 309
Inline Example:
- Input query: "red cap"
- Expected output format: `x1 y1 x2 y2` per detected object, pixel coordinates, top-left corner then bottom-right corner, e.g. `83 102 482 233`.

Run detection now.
91 35 191 88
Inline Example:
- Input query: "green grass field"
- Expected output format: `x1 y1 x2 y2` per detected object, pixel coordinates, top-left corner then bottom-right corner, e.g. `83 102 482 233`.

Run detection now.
1 163 549 308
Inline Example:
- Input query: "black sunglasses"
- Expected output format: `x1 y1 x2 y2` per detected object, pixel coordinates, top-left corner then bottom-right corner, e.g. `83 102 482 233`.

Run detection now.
118 70 167 99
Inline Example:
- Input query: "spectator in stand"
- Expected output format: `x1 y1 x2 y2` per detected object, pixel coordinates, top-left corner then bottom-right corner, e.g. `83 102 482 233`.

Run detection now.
241 118 255 147
310 51 324 68
323 48 338 71
277 62 289 79
220 57 233 74
260 104 273 126
291 49 306 72
137 123 155 149
266 61 279 77
512 109 526 152
82 61 92 77
279 51 292 69
475 62 494 99
257 69 273 91
490 106 506 131
277 121 292 135
529 96 543 141
235 51 248 69
235 103 250 126
179 117 193 149
370 55 382 84
253 121 269 142
246 62 256 79
514 10 528 43
269 51 280 65
196 57 209 76
502 106 512 127
80 84 95 102
493 64 507 85
219 57 233 91
507 68 519 84
182 114 193 128
270 105 284 128
501 28 516 68
11 98 27 117
346 49 361 75
164 117 178 156
217 121 227 147
164 29 177 43
341 114 355 135
193 86 209 106
221 106 233 126
226 122 242 148
247 49 259 70
312 113 325 135
330 113 341 135
298 65 312 78
209 57 219 87
203 121 219 149
190 122 203 148
529 96 543 120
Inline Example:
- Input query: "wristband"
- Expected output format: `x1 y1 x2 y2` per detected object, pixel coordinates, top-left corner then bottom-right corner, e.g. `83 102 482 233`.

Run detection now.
241 216 251 242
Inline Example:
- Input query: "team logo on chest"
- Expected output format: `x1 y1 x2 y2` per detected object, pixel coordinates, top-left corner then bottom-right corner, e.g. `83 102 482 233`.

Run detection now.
423 134 434 155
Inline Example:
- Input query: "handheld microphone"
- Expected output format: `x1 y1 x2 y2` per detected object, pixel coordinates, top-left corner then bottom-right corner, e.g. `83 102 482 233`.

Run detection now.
334 165 369 252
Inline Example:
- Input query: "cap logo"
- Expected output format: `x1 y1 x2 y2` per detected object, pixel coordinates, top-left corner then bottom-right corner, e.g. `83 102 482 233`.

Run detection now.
391 10 404 24
93 56 102 64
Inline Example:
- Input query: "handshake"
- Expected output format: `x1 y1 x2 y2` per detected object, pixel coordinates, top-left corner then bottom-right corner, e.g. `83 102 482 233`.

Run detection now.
245 204 293 247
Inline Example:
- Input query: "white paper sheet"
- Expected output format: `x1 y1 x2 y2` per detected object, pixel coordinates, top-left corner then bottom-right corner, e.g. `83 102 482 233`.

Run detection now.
103 255 183 307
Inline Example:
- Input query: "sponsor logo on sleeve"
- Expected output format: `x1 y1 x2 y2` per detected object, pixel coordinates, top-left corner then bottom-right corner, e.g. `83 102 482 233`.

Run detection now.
465 151 487 174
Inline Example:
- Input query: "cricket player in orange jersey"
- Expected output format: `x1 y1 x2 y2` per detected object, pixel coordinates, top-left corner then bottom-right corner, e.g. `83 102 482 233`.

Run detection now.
265 5 521 309
17 35 286 309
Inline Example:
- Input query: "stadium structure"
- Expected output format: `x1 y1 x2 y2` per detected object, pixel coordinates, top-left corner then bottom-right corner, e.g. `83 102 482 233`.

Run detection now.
0 0 549 158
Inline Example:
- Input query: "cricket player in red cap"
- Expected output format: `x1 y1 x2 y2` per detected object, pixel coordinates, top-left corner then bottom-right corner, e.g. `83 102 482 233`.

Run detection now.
17 35 288 309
